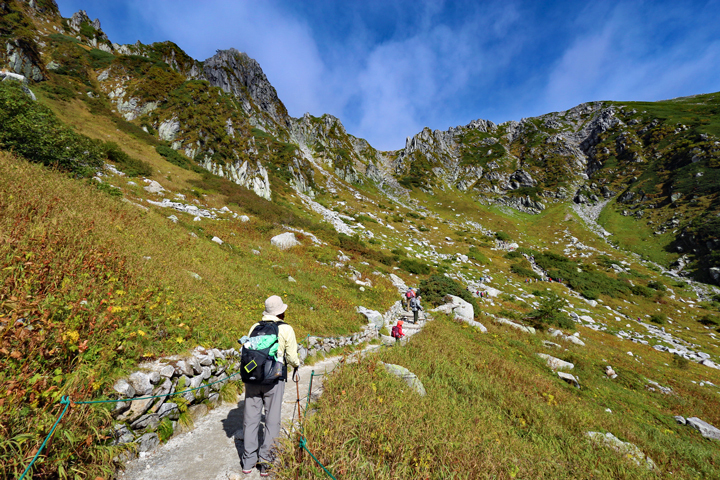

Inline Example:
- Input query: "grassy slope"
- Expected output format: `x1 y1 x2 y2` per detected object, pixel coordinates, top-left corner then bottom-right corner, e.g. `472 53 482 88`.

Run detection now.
2 6 719 476
277 317 720 479
0 151 395 478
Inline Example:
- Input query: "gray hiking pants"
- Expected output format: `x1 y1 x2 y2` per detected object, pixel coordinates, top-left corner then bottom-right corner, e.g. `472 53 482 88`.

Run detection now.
242 380 286 469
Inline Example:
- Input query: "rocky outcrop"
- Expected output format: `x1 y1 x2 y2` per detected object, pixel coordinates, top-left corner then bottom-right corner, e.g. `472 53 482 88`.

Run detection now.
5 40 44 82
202 158 272 200
201 49 288 124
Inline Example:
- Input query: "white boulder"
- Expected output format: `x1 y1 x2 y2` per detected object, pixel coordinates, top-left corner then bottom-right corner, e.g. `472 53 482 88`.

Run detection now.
271 232 301 250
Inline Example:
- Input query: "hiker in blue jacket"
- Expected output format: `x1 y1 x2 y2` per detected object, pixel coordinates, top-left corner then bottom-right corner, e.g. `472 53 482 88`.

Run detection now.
409 295 423 324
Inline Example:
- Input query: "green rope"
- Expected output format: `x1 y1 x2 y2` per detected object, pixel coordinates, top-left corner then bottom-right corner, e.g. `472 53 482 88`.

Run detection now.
18 395 71 480
18 371 243 477
75 371 242 405
299 437 337 480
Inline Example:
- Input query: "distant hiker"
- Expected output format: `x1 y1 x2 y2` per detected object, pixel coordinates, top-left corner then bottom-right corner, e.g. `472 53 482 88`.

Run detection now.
404 288 416 311
409 295 423 324
240 295 300 477
391 320 405 344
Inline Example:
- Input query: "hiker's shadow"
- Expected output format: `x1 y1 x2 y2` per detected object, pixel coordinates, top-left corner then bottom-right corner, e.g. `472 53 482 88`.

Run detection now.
221 399 266 461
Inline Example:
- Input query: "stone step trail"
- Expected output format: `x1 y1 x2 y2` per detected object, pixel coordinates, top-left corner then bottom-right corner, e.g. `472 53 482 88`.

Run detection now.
118 312 428 480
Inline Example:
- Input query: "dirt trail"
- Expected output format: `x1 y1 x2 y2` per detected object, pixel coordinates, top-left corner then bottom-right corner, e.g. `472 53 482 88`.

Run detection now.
118 311 424 480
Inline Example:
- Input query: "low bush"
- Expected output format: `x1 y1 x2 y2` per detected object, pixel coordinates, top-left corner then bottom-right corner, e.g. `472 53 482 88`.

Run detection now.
525 291 574 330
630 285 654 297
102 141 152 177
648 280 667 291
510 263 540 280
467 247 490 264
399 258 431 275
418 274 478 313
156 144 203 172
0 81 102 174
698 314 719 326
495 231 511 242
649 314 667 325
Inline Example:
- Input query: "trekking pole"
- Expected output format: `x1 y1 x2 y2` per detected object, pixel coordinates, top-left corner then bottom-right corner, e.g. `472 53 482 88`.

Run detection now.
294 368 303 477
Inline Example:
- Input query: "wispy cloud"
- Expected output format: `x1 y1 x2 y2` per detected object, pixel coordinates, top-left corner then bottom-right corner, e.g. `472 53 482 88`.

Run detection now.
541 1 720 112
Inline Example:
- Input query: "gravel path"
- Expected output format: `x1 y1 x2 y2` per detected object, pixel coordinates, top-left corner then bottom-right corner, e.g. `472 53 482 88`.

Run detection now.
117 311 425 480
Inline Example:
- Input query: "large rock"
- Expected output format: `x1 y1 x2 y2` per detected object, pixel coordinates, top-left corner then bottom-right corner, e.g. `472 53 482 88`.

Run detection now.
117 397 154 423
357 306 384 328
128 372 153 396
158 118 180 141
143 180 165 194
270 232 301 250
113 379 136 398
381 362 426 396
586 432 656 470
389 274 409 294
495 317 536 334
536 353 574 370
686 417 720 441
432 295 474 321
157 402 179 420
557 371 580 388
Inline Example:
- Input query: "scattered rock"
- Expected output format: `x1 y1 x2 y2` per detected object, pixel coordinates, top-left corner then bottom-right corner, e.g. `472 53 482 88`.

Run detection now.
143 180 165 194
586 432 656 470
557 371 580 388
270 232 301 250
536 353 574 370
686 417 720 440
495 317 535 334
211 236 223 245
288 276 296 282
381 362 426 396
605 366 617 379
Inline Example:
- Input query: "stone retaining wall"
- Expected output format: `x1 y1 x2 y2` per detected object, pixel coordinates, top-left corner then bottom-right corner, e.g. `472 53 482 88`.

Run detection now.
112 346 242 454
111 302 405 454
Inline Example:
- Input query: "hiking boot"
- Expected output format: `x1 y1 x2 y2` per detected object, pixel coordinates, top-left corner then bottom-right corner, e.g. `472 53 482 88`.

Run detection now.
259 462 271 477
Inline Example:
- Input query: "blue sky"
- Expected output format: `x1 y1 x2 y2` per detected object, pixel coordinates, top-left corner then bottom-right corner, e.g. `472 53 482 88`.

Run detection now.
55 0 720 151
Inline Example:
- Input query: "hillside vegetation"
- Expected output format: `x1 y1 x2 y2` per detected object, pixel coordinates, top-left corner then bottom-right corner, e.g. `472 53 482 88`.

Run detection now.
1 1 720 479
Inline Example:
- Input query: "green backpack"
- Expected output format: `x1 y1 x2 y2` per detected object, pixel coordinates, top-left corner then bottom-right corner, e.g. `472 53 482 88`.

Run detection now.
239 321 287 384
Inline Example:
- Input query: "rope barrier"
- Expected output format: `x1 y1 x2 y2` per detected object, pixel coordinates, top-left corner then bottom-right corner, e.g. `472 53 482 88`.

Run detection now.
22 322 404 478
18 372 243 479
299 437 338 480
18 396 71 480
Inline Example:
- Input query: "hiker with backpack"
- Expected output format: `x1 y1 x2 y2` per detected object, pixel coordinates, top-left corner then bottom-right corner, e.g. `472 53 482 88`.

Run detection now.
409 295 423 324
239 295 300 477
391 320 405 344
404 288 415 312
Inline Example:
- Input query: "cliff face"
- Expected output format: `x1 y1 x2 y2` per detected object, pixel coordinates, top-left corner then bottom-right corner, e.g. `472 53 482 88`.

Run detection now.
200 48 288 125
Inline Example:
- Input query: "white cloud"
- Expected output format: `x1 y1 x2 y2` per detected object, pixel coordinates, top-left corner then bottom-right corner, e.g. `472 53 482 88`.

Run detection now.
542 2 720 112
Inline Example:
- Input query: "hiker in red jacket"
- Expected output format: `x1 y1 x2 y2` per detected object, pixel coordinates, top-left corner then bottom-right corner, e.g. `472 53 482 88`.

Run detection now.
391 320 405 345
